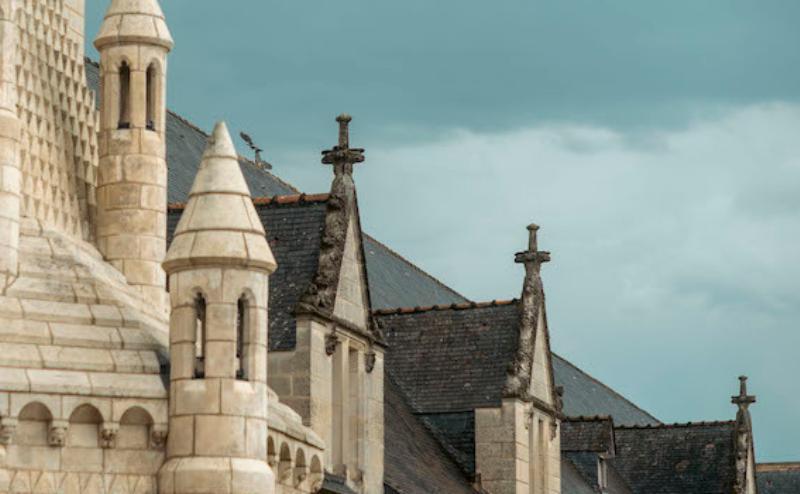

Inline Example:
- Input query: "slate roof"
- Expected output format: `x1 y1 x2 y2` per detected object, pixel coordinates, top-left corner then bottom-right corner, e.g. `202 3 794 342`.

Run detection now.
363 235 468 310
384 376 477 494
561 418 615 453
562 455 600 494
378 301 521 413
610 422 737 494
758 464 800 493
553 354 660 427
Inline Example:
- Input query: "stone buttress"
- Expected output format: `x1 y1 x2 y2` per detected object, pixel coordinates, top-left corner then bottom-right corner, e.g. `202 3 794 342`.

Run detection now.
94 0 174 311
160 122 278 494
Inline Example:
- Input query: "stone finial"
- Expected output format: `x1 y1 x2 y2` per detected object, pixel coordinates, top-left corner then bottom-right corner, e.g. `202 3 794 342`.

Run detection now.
515 223 551 267
732 375 756 411
322 114 365 176
163 121 277 274
94 0 174 50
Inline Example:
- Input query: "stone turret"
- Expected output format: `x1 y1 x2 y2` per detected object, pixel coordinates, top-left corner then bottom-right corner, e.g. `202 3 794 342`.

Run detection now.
159 122 277 494
0 0 21 288
94 0 174 310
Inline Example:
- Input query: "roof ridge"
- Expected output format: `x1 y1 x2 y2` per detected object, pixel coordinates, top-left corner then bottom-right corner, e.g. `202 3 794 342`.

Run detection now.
373 299 518 316
757 462 800 472
168 193 329 211
552 353 662 425
563 415 614 423
615 420 735 430
363 233 471 305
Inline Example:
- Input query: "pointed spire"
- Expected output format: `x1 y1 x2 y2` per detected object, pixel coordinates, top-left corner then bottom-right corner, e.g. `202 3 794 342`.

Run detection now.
163 121 276 274
95 0 174 51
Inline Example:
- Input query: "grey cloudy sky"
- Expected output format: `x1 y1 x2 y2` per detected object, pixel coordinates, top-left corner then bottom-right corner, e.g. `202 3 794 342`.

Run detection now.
88 1 800 461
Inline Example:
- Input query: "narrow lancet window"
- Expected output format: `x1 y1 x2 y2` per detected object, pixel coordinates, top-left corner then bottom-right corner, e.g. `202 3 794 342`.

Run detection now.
194 295 206 378
146 64 157 131
236 297 248 380
119 63 131 129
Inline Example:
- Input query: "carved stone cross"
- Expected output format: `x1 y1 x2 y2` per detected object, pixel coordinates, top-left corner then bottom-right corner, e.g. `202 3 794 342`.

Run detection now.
322 114 365 176
514 223 551 268
732 375 756 412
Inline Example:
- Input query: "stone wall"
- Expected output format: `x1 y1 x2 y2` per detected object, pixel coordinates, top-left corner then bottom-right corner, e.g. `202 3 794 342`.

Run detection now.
16 0 99 241
332 215 369 330
475 399 561 494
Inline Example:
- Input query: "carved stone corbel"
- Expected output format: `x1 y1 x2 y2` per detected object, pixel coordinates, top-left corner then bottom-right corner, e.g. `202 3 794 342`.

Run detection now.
100 422 119 449
294 464 309 486
365 350 376 373
325 333 340 356
49 420 68 448
278 460 293 483
150 424 168 450
0 418 18 445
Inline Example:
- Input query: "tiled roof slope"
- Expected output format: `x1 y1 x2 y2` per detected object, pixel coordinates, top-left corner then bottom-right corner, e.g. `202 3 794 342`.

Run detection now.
84 59 298 204
377 303 658 425
168 196 329 351
363 235 468 310
378 302 521 413
384 376 477 494
561 418 615 453
553 355 660 426
562 455 601 494
757 463 800 493
611 422 737 494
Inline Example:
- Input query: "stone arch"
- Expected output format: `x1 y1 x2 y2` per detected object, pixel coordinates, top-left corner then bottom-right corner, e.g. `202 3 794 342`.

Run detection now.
267 435 277 468
145 62 159 130
294 447 308 486
119 406 154 450
17 402 53 447
278 441 293 483
310 455 324 491
67 404 103 448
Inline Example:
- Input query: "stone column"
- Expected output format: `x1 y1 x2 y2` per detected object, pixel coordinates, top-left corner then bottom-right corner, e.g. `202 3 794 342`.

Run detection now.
0 0 20 288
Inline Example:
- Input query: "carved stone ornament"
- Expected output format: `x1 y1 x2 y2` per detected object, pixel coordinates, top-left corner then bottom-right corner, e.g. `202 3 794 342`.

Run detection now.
0 418 18 445
100 423 119 449
294 464 309 486
325 333 340 356
503 224 550 400
550 421 559 440
365 351 376 373
150 424 168 450
49 421 68 448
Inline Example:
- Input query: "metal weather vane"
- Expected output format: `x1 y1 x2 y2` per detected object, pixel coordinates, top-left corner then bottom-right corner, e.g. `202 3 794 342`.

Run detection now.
240 131 273 171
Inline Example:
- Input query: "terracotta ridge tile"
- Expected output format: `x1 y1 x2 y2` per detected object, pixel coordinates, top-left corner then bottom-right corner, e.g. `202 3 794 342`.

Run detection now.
168 193 330 211
563 415 614 423
373 299 519 316
615 420 735 430
757 462 800 472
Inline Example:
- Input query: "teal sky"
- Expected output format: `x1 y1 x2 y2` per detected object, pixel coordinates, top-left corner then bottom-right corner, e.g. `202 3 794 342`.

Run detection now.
88 1 800 462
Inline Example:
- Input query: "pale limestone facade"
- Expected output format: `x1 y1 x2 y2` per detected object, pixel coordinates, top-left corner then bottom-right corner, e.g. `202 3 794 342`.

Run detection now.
0 1 564 493
0 1 325 493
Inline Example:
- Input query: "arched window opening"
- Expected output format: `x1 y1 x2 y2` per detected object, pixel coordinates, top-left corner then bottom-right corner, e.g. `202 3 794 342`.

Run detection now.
236 296 249 380
195 295 207 379
146 64 157 131
118 62 131 129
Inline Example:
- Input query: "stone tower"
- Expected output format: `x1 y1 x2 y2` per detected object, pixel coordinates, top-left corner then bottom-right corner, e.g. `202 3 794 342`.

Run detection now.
0 0 21 288
159 122 278 494
94 0 174 310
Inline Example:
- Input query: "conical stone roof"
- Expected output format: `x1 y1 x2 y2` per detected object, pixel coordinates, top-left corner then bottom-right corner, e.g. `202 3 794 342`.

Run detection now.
163 122 277 274
95 0 174 50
